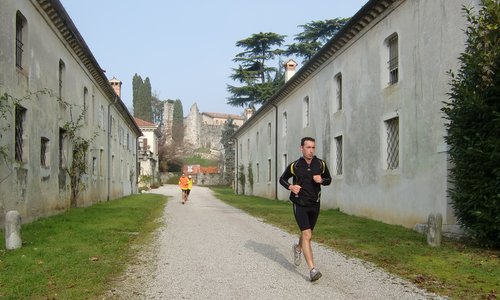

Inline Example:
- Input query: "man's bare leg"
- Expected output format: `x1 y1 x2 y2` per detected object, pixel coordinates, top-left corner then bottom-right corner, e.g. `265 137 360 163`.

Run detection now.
299 229 315 270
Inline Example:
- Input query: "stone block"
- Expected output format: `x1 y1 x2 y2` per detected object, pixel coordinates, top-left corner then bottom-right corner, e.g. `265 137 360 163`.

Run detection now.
5 210 22 250
427 213 442 247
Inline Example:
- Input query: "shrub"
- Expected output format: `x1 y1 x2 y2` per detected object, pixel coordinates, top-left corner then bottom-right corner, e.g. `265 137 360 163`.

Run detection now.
442 0 500 247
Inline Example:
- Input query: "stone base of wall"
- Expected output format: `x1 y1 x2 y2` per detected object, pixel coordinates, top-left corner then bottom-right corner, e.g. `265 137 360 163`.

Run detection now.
193 173 223 186
413 223 465 240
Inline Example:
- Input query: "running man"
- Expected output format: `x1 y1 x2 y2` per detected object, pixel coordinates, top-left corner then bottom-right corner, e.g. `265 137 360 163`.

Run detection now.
279 137 332 281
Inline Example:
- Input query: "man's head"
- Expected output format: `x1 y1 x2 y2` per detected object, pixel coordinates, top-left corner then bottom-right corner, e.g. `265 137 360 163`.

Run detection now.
188 175 192 179
300 137 316 160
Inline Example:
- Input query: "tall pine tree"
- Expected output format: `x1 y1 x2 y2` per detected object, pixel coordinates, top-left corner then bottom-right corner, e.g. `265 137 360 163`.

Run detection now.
132 73 142 116
172 99 184 144
134 76 153 122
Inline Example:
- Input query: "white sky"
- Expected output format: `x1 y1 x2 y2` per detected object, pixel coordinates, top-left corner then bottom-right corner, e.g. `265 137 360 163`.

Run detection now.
60 0 368 117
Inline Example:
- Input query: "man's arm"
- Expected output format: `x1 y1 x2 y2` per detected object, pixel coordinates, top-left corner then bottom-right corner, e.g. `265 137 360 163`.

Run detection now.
321 160 332 186
279 164 293 190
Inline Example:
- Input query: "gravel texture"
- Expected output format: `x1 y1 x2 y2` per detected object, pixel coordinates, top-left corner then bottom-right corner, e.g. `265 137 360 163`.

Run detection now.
104 184 445 300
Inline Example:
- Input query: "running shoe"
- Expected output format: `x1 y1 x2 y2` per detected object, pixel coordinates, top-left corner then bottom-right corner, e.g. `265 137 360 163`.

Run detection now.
292 243 301 266
310 267 322 282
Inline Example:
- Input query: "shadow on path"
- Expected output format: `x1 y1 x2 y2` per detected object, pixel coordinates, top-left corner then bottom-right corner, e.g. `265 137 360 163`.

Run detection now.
244 240 308 281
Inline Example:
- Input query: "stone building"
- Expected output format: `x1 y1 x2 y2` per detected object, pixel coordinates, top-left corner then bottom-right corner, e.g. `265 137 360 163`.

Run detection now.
0 0 141 227
162 102 246 151
233 0 479 233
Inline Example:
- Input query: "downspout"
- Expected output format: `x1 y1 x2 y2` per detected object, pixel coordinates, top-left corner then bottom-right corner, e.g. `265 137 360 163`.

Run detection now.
270 103 278 200
235 138 239 194
107 96 118 201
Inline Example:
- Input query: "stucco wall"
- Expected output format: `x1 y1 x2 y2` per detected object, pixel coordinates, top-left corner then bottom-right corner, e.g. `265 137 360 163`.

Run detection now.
234 0 478 228
0 0 139 226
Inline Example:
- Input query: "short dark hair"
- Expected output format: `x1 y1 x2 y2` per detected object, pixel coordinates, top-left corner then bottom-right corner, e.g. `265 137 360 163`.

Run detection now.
301 137 315 146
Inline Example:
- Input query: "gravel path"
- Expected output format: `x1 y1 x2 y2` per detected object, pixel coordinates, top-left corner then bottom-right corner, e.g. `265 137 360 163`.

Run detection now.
105 184 445 300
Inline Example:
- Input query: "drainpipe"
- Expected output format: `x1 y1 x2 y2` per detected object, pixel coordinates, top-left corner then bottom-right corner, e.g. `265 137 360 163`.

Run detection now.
270 103 278 200
234 138 239 194
107 96 117 201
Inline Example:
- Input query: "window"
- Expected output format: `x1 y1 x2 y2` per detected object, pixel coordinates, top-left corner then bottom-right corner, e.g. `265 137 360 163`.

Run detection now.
99 105 104 128
92 156 97 176
59 128 66 169
41 137 50 167
120 159 123 180
99 149 104 176
15 12 27 70
111 155 115 178
335 135 343 175
267 159 272 182
14 105 26 162
256 132 259 148
303 96 310 127
256 163 260 183
282 112 287 137
58 60 65 105
247 138 250 154
387 34 398 85
118 126 123 145
110 116 114 137
267 122 272 144
282 154 288 170
91 94 95 125
83 87 88 124
335 73 342 110
385 117 399 170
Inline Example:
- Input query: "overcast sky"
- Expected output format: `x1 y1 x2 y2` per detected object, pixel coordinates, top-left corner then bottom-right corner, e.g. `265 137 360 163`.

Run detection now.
60 0 368 117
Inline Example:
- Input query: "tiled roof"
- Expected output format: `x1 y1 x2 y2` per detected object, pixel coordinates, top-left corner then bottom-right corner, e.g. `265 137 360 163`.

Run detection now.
134 117 157 127
202 112 244 120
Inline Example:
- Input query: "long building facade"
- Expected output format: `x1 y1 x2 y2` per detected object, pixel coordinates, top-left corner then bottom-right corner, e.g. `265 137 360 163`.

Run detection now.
0 0 141 226
233 0 480 231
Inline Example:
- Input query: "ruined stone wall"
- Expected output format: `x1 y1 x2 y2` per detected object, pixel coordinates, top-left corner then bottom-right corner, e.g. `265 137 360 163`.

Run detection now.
162 101 174 146
183 104 202 148
200 124 224 150
161 102 231 152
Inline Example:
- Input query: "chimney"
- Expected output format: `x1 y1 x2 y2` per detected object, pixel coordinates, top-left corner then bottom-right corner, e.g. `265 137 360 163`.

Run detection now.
109 77 122 97
244 107 255 121
283 59 297 82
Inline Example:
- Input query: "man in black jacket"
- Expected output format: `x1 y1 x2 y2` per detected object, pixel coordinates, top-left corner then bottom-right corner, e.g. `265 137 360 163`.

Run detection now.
279 137 332 282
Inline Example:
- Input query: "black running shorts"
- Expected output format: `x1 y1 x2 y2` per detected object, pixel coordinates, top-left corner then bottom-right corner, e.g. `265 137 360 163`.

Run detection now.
293 202 320 231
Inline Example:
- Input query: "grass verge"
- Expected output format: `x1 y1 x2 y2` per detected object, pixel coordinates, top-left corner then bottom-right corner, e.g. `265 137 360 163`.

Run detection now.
210 186 499 299
0 193 167 299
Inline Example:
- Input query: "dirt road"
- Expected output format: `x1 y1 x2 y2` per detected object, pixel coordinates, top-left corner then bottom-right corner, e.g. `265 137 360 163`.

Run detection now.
106 184 443 300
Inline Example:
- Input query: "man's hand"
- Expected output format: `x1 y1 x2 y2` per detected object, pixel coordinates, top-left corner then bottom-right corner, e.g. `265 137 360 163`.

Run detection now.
313 175 323 184
289 184 301 195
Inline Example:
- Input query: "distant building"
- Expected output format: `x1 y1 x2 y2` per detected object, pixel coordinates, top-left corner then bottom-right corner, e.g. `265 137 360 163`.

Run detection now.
135 118 161 188
164 102 246 150
202 112 245 127
0 0 141 227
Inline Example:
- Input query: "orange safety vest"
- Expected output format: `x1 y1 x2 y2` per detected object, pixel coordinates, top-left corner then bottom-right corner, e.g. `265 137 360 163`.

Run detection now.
178 176 189 190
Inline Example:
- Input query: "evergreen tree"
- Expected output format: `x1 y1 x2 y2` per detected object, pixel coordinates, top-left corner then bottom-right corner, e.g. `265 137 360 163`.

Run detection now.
286 18 349 63
151 93 164 126
172 99 184 144
227 32 286 109
132 73 143 116
136 77 153 122
442 0 499 247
